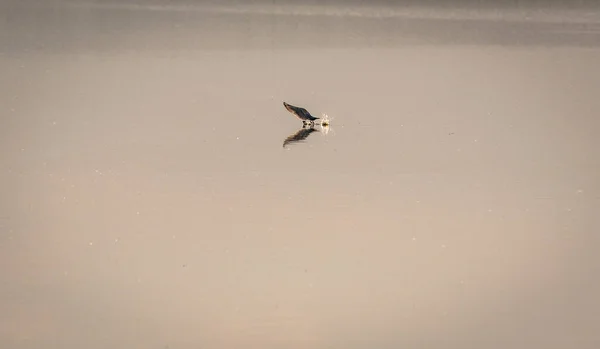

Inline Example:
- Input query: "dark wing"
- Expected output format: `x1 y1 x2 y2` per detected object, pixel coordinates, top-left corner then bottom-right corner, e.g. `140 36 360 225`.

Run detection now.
283 102 319 121
295 107 313 120
283 127 318 148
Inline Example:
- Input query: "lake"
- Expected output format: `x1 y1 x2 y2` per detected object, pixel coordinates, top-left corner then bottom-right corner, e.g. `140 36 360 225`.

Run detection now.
1 1 599 348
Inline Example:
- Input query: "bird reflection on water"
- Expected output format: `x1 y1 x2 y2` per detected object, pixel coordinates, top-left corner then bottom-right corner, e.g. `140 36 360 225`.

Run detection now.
282 123 332 148
282 125 319 148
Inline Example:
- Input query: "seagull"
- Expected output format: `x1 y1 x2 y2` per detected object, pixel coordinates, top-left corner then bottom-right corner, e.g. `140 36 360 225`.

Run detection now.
283 102 320 126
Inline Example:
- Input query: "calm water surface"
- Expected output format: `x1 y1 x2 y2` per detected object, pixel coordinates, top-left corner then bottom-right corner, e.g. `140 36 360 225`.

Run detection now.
1 1 599 348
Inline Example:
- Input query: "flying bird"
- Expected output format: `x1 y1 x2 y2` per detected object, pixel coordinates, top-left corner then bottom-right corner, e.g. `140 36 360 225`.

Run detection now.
283 102 320 126
283 126 318 148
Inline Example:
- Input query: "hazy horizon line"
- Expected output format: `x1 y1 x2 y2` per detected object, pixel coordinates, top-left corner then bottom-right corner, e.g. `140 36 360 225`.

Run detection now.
55 0 600 25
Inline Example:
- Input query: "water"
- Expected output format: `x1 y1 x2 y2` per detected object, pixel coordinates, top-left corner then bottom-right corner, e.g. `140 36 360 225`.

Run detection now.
1 1 599 348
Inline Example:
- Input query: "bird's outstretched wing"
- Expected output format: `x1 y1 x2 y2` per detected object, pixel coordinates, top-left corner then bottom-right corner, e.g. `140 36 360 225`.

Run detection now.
283 102 319 121
283 126 318 148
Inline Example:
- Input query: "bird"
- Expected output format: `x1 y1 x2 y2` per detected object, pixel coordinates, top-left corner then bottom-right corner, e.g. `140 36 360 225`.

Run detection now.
282 125 318 148
283 102 320 126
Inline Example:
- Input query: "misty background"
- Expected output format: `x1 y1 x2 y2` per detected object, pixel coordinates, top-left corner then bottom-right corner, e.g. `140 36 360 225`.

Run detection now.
1 1 599 349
